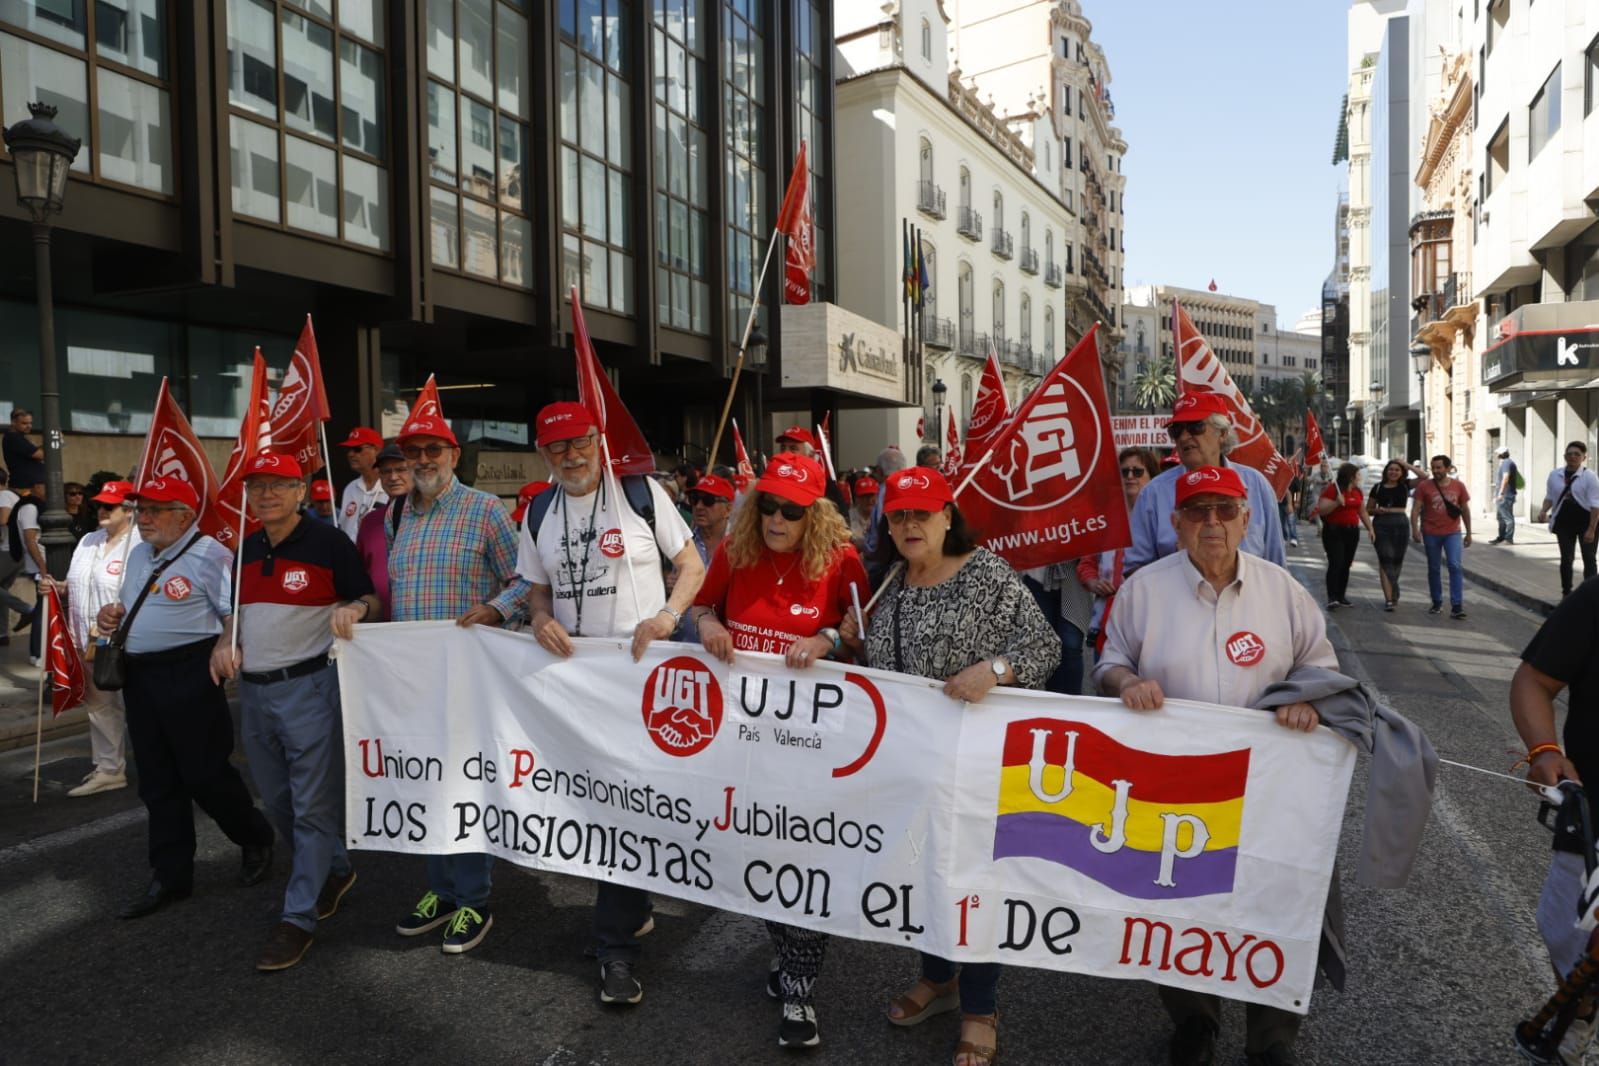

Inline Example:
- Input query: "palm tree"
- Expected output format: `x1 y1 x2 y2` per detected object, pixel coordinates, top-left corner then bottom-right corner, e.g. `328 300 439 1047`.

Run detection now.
1133 356 1176 413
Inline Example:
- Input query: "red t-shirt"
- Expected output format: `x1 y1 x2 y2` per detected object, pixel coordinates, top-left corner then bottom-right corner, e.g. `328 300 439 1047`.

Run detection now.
694 542 869 655
1414 477 1469 536
1319 484 1364 527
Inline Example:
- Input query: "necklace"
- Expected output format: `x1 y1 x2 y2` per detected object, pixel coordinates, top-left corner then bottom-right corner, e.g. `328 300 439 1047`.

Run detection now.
769 551 801 586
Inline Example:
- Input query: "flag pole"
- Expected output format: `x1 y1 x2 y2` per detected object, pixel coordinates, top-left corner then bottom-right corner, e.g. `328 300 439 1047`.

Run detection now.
599 437 644 626
229 500 248 658
708 227 784 468
32 588 48 804
816 423 837 481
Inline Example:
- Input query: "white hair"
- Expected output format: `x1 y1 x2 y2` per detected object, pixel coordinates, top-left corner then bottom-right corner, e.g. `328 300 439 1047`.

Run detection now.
877 447 909 475
1205 413 1238 455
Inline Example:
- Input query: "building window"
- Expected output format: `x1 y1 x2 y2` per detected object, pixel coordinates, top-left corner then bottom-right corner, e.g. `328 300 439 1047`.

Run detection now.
558 0 630 306
1020 211 1030 254
957 260 973 349
1044 229 1054 268
919 17 930 61
919 136 932 184
992 278 1004 342
0 0 173 196
1044 306 1054 361
652 0 708 331
958 165 970 208
1063 136 1071 168
1019 291 1031 350
1486 118 1509 196
992 189 1003 231
792 0 827 304
723 0 769 337
960 371 972 432
1529 62 1561 161
1587 32 1599 117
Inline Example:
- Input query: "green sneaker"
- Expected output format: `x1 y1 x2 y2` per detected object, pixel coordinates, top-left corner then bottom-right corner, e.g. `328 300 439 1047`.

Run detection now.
395 890 456 937
441 906 493 954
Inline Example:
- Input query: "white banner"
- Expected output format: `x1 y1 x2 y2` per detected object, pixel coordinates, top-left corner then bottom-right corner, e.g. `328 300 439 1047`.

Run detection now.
1112 414 1169 449
337 623 1355 1013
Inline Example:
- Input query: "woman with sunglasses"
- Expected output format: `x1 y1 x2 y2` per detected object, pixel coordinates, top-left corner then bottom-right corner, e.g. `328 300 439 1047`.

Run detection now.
1315 462 1374 610
60 480 141 796
1079 446 1161 656
64 481 94 543
689 453 866 1050
1366 459 1413 611
836 467 1057 1066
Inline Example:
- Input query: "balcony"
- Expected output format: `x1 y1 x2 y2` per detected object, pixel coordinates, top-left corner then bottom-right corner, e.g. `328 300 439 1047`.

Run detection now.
1019 248 1039 275
922 314 954 350
1413 271 1480 355
958 322 977 356
968 330 990 359
991 228 1014 260
916 180 946 220
957 207 983 242
1044 262 1062 289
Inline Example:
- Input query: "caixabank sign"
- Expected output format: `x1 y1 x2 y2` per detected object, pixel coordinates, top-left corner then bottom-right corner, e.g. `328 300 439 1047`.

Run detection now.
1483 301 1599 392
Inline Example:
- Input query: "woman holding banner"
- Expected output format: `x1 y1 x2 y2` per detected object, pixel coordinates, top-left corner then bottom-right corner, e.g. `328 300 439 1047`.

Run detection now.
689 452 867 1050
837 467 1057 1066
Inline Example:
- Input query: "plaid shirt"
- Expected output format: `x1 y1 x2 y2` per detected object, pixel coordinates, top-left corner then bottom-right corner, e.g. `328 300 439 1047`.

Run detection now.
388 477 530 623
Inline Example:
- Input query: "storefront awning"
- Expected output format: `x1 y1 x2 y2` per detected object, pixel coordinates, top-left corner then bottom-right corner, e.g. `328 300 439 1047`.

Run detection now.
1483 300 1599 392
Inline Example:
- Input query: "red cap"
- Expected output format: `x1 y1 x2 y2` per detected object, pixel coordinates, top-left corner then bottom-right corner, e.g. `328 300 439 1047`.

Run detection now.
853 476 879 497
310 480 334 502
1174 465 1248 505
245 452 305 480
129 477 201 511
535 402 597 448
90 480 134 506
776 425 819 451
397 415 459 447
510 481 552 525
1167 392 1232 426
754 453 826 507
882 467 955 513
691 474 734 501
337 426 383 449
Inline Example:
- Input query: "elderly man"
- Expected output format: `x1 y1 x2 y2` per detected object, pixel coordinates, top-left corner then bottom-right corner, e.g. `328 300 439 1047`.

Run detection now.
672 473 733 643
1094 466 1335 1066
517 401 704 1007
1123 393 1286 576
211 453 378 971
383 413 531 954
355 443 412 620
336 426 388 541
775 425 818 459
96 478 275 920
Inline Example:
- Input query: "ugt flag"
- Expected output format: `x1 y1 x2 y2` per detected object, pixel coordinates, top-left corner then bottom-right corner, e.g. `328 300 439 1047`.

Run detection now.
213 349 273 549
135 378 223 539
938 406 962 480
572 286 654 475
779 141 813 305
271 315 332 476
43 584 85 715
1304 409 1326 467
731 418 756 491
964 346 1012 465
955 325 1130 569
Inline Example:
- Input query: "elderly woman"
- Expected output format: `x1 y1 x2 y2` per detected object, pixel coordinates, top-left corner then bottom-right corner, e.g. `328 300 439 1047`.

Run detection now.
691 453 867 1050
1365 459 1411 611
1093 465 1337 1066
1079 445 1161 655
836 467 1058 1066
1316 461 1374 610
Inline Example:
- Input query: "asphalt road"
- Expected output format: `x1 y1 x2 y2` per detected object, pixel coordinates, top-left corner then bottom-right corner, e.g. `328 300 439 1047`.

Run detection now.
0 545 1567 1065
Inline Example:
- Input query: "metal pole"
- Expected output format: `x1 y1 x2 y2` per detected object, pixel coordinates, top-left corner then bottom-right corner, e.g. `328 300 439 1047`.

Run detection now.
32 220 72 581
1417 371 1427 461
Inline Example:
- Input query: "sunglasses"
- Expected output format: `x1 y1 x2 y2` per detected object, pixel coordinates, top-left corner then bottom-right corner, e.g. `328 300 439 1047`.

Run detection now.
1119 466 1149 479
546 434 597 456
402 442 453 460
95 502 121 512
1167 421 1209 440
1178 502 1242 523
755 494 807 521
687 491 726 507
886 508 936 526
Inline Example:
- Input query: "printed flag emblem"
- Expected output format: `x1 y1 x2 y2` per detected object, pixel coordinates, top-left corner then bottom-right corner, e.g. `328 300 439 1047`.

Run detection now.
163 576 193 601
1224 631 1266 667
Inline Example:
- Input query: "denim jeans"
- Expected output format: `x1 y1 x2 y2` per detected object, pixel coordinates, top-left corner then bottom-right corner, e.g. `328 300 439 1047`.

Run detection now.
1282 502 1299 544
1496 495 1516 542
921 953 1000 1015
1422 531 1464 609
427 853 494 911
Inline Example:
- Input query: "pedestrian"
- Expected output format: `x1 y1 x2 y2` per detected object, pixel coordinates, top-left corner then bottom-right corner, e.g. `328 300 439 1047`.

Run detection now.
1093 465 1339 1066
10 478 46 665
1124 393 1286 575
1366 459 1412 611
863 446 910 568
690 453 867 1049
2 407 45 489
335 426 389 541
61 479 140 796
0 468 26 645
95 477 275 920
209 453 377 971
849 474 878 548
1284 466 1302 548
64 482 93 542
1079 446 1160 655
775 425 819 460
1410 454 1472 620
354 443 412 620
517 401 704 1005
1491 445 1518 545
1315 462 1373 610
915 444 941 469
1537 441 1599 598
837 466 1059 1066
1019 560 1093 695
676 472 735 642
381 412 532 954
308 480 336 522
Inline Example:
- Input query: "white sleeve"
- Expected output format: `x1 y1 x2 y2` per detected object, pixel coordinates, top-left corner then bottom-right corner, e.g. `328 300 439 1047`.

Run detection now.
515 506 549 584
646 479 692 558
1578 471 1599 512
202 539 235 617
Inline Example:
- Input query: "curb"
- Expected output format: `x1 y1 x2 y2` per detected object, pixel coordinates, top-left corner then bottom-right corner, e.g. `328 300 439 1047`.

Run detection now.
0 709 88 754
1461 564 1556 618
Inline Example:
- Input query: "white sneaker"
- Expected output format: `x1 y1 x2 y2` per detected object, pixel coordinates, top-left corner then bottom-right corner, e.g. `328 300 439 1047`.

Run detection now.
1560 1012 1597 1065
67 770 127 797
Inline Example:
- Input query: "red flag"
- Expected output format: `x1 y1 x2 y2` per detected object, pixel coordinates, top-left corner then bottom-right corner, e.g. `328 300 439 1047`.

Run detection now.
1171 300 1295 499
410 374 444 422
137 378 223 537
939 406 962 479
1207 279 1218 292
915 416 925 440
1304 409 1326 467
213 349 272 549
44 584 85 716
571 287 654 474
781 141 814 305
271 316 332 476
731 418 756 490
964 347 1012 461
955 325 1130 569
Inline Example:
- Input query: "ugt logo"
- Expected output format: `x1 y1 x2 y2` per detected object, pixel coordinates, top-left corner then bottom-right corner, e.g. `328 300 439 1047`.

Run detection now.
642 655 723 757
972 377 1104 511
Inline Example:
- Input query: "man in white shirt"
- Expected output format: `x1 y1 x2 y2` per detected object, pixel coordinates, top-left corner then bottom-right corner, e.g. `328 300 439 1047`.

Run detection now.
14 479 47 664
517 401 704 1007
1538 440 1599 597
0 468 26 643
336 426 388 541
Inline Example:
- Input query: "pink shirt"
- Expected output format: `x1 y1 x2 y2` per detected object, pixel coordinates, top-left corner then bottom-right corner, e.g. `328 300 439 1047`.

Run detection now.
356 501 395 619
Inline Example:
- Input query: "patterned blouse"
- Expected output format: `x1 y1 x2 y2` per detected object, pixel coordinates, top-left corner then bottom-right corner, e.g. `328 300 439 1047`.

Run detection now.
864 548 1059 688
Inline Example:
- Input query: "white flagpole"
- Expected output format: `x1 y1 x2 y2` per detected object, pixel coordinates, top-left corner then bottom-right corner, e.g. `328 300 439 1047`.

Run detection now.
32 587 48 804
816 423 837 481
317 420 335 500
599 438 644 627
229 500 248 658
863 562 904 614
708 228 784 466
848 581 866 635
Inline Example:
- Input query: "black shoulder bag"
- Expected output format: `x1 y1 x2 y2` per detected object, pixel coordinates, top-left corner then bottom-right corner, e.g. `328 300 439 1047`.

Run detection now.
94 533 200 691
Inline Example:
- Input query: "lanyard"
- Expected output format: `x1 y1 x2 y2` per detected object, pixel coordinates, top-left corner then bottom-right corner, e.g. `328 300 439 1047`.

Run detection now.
558 481 606 637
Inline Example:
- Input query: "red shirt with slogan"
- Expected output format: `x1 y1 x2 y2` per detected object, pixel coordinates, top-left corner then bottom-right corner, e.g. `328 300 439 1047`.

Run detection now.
694 542 868 655
1319 484 1364 527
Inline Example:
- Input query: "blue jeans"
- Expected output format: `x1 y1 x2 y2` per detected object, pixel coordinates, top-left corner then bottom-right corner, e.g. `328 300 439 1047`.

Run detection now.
1281 501 1299 544
921 953 1000 1015
240 663 351 933
428 852 494 911
1496 495 1516 542
594 882 652 963
1423 531 1464 609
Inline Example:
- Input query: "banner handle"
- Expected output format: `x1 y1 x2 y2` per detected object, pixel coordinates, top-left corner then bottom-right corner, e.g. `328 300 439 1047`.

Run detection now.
32 588 48 804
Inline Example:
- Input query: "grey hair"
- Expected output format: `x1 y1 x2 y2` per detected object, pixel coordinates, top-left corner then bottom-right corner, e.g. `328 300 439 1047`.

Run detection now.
877 447 909 474
1205 413 1238 455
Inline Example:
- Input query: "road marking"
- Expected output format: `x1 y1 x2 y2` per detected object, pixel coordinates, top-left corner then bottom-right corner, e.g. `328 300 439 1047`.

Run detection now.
0 807 143 868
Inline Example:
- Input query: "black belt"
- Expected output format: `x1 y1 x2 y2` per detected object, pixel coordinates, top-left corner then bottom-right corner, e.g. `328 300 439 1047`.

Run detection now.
241 653 332 686
124 637 218 665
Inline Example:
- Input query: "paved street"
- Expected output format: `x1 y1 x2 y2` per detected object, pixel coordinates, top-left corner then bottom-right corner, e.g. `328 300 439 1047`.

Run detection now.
0 538 1574 1065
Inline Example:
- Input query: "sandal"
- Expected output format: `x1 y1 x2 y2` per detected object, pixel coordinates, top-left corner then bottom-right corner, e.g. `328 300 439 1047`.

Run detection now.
886 977 960 1027
953 1012 998 1066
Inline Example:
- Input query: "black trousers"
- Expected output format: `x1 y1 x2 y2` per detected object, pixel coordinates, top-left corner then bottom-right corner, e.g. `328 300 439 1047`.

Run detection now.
1321 524 1360 602
123 642 273 891
1556 505 1598 595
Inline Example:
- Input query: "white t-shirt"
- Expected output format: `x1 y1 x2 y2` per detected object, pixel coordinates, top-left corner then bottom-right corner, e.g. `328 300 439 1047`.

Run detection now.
16 497 40 576
516 477 691 638
339 476 389 541
0 488 17 552
65 526 142 650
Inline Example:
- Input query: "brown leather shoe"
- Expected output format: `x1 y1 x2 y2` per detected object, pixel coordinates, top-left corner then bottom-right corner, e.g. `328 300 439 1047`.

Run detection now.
256 921 313 972
316 868 357 920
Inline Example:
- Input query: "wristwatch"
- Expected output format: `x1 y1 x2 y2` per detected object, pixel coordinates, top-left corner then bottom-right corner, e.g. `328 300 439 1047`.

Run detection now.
819 626 842 654
991 656 1010 682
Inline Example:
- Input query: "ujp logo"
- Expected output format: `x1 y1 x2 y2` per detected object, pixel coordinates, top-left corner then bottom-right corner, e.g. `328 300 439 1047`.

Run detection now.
789 603 820 618
345 502 357 516
106 559 123 576
599 528 625 558
895 471 931 491
1184 469 1222 487
772 463 808 481
281 568 310 594
642 655 723 757
163 576 193 601
1224 631 1265 667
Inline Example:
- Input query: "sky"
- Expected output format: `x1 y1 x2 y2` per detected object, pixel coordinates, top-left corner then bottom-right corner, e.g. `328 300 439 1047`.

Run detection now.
1087 0 1352 329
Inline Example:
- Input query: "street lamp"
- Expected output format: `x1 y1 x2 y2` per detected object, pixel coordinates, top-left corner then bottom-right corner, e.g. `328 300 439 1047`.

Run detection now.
4 102 81 580
1410 342 1433 459
1331 413 1344 458
1368 379 1386 458
930 378 947 444
746 326 769 370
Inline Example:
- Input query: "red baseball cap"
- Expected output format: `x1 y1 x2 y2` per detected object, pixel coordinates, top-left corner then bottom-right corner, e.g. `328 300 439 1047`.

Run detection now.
511 480 552 524
691 474 734 501
535 402 597 448
310 480 334 502
90 480 134 506
776 425 819 451
128 477 201 511
1167 392 1232 426
754 453 826 507
337 427 383 449
1174 465 1248 505
882 467 955 513
853 475 879 497
397 415 459 447
245 452 305 480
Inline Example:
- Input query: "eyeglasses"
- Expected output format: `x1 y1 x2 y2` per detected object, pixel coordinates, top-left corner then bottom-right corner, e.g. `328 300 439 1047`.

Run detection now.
65 491 83 498
1167 421 1209 440
244 480 301 496
402 442 453 460
95 502 121 513
1119 466 1149 479
1178 502 1243 523
134 504 186 516
755 494 807 521
886 508 936 526
546 434 597 457
687 492 726 507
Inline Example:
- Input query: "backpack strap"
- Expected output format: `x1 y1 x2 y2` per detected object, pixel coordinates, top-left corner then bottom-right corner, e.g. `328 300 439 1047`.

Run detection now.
522 477 660 559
